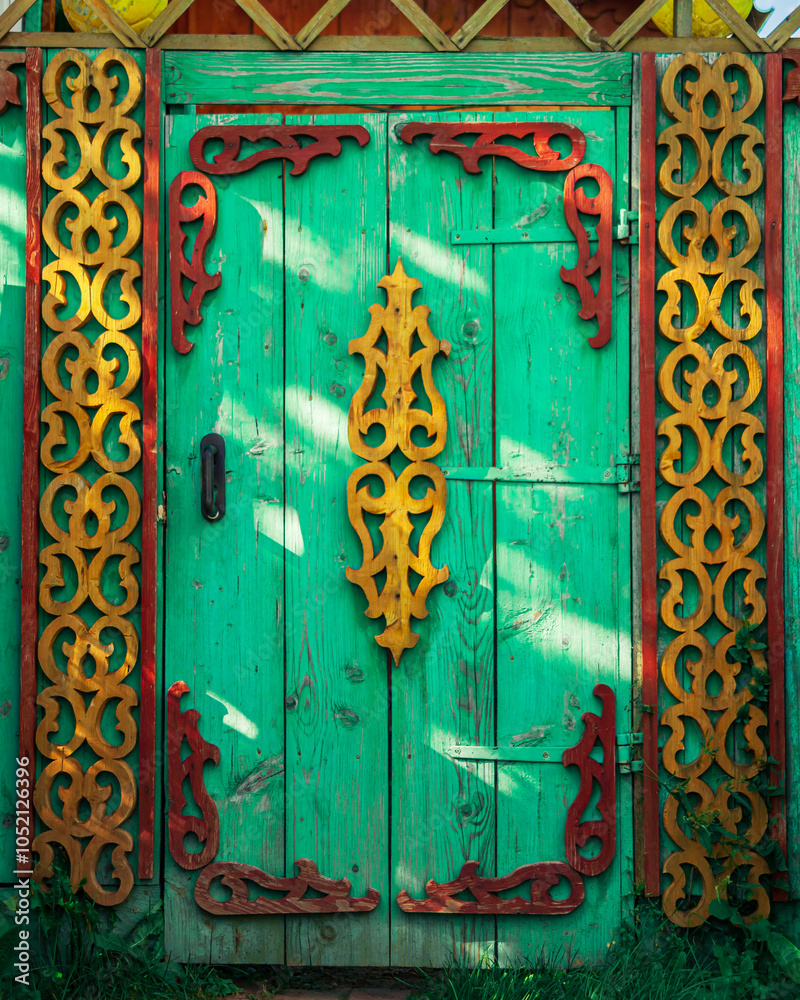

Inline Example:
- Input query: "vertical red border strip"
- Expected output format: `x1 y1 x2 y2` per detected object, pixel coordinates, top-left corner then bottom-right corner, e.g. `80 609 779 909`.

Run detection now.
765 52 787 900
639 52 660 900
139 48 161 881
20 47 42 874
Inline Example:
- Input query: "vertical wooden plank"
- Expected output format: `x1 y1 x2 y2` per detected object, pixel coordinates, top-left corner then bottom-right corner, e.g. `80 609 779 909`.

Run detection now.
638 51 660 900
492 108 629 964
283 112 389 967
388 110 495 968
163 112 285 963
764 52 787 898
782 81 800 901
139 45 160 883
0 52 28 878
19 46 42 872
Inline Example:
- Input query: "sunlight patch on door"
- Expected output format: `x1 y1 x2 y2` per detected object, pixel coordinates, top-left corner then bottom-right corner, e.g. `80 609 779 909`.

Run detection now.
207 690 259 739
254 500 305 556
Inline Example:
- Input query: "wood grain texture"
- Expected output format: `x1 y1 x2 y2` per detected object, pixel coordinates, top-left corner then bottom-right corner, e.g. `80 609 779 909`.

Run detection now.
399 120 586 173
562 683 615 877
0 53 22 112
656 53 771 928
163 52 634 106
19 47 42 877
396 860 585 913
139 45 160 883
167 681 220 870
492 107 630 966
163 112 286 964
33 48 144 907
347 259 450 665
168 170 221 354
638 50 660 900
559 162 613 349
189 123 369 176
764 52 787 898
195 859 381 914
388 110 495 968
283 111 389 967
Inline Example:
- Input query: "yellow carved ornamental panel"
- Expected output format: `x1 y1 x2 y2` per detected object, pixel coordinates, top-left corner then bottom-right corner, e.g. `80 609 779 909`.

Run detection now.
347 260 450 665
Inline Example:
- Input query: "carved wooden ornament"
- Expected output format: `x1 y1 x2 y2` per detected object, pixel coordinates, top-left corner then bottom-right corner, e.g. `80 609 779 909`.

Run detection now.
167 682 221 870
0 54 23 114
562 683 616 877
195 859 381 915
189 124 370 177
33 48 144 906
396 860 584 914
347 259 450 665
169 171 221 354
399 122 586 175
657 53 771 927
560 163 614 349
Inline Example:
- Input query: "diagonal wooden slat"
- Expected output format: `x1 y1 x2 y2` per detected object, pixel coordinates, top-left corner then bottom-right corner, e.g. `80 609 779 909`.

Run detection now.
388 0 459 50
541 0 609 51
296 0 352 48
0 0 40 41
234 0 301 50
672 0 692 35
141 0 198 46
768 2 800 50
81 0 144 46
452 0 511 50
702 0 771 50
608 0 668 49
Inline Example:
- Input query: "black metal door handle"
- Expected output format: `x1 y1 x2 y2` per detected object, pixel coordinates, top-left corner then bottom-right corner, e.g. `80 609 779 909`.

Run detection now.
200 433 225 521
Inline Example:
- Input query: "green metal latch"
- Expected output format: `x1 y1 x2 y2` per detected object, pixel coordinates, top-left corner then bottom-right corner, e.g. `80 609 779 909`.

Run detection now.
617 732 643 773
615 454 640 494
445 732 644 772
616 209 639 245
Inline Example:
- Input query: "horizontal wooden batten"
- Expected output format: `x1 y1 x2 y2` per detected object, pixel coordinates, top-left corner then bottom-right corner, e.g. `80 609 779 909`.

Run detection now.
164 52 633 105
441 464 627 483
1 33 796 53
451 227 597 244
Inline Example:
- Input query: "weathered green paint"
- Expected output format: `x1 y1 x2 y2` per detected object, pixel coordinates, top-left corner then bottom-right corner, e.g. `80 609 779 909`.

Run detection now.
163 113 286 963
282 112 390 966
163 52 632 107
162 106 632 965
782 97 800 897
0 60 26 881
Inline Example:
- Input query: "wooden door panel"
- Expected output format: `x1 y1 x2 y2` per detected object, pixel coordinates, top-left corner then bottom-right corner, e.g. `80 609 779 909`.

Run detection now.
283 113 390 967
164 114 286 964
388 112 497 968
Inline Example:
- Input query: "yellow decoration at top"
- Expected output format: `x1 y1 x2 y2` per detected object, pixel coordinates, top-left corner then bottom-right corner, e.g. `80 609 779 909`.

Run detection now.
653 0 753 37
62 0 167 33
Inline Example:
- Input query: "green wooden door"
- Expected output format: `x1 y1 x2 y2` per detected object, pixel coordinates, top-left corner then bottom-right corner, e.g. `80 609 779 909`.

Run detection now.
163 108 632 967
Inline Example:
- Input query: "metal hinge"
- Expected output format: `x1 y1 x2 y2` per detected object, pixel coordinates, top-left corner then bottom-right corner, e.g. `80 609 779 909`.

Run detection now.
617 732 643 773
615 454 640 494
616 209 639 245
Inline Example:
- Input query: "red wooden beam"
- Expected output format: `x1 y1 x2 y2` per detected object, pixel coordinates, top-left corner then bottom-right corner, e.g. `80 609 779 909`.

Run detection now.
139 46 160 882
638 51 660 900
765 52 787 901
19 46 42 877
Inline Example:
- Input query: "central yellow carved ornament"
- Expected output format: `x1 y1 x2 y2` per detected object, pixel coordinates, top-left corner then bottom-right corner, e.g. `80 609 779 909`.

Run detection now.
347 260 450 665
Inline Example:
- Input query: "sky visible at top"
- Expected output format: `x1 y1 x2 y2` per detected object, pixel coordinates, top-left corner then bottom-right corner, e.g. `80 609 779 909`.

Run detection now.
757 0 799 33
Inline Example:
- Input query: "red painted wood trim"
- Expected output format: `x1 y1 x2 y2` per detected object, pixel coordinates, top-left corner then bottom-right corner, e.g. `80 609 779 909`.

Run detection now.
138 47 160 882
638 51 660 899
19 47 42 876
765 52 787 901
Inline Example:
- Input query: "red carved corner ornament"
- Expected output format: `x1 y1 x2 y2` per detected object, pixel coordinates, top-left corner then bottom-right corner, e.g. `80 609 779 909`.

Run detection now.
0 54 22 115
194 859 381 915
399 122 586 175
168 171 221 355
395 860 584 914
189 124 370 177
560 163 614 349
167 681 221 871
562 683 616 878
784 53 800 104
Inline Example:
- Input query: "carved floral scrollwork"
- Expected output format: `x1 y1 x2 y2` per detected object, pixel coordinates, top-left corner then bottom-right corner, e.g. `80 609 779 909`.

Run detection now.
346 260 450 665
33 48 144 906
656 53 771 927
